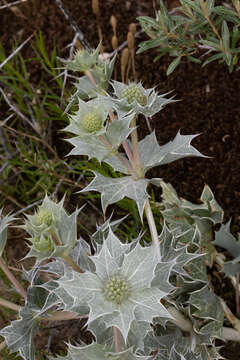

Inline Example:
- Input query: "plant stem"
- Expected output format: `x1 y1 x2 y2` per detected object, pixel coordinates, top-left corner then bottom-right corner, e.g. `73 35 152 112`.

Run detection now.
62 254 83 273
85 69 97 87
236 273 240 315
130 115 142 178
167 306 193 333
113 326 122 353
98 135 135 176
0 257 26 299
0 340 6 351
144 200 161 261
220 297 240 334
46 310 85 321
0 297 21 312
122 140 135 166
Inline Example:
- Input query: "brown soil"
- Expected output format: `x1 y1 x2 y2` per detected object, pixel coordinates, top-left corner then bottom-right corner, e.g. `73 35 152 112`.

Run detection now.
1 0 240 359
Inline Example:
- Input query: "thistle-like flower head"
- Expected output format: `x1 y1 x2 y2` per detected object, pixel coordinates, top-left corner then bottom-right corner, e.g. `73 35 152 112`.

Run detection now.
65 97 110 137
57 229 172 342
34 208 53 228
62 44 101 72
110 80 176 118
23 195 81 261
104 274 130 304
120 83 147 106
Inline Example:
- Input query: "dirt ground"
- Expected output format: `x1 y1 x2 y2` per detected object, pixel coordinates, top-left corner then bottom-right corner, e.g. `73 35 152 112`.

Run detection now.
1 0 240 358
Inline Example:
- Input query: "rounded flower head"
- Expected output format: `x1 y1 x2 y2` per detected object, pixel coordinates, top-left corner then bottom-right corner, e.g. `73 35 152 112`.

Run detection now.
63 44 100 72
121 83 147 106
81 111 103 133
57 230 172 343
34 208 53 227
104 274 131 305
110 80 176 118
65 98 110 137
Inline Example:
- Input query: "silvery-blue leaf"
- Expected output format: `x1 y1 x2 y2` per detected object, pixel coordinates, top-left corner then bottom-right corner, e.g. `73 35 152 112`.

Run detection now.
0 209 15 256
214 220 240 258
189 286 224 339
66 115 133 166
110 81 175 118
0 305 37 360
92 215 127 246
138 131 206 174
89 318 151 353
152 261 176 293
70 238 95 272
81 172 150 220
159 223 201 278
48 342 148 360
0 285 60 360
222 260 240 276
55 231 172 342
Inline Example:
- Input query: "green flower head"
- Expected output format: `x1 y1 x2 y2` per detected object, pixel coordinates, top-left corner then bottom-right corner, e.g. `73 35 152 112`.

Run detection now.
65 97 110 137
34 208 53 227
23 194 81 261
110 80 176 118
31 234 54 254
63 44 101 72
121 83 147 106
57 229 172 342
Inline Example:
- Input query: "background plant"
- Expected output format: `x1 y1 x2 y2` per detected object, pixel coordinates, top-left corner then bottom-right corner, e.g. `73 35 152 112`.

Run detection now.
138 0 240 74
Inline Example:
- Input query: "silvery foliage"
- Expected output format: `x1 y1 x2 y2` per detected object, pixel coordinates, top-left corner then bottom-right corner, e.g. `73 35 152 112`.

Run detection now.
0 45 236 360
22 194 82 262
0 209 15 256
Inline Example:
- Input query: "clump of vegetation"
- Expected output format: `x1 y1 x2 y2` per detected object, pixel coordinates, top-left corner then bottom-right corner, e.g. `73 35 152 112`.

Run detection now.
0 1 240 359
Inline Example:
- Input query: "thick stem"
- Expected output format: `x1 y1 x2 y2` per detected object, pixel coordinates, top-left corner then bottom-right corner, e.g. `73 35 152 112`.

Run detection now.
168 306 240 342
122 140 135 167
167 306 193 332
46 310 85 321
222 327 240 342
98 135 134 176
0 257 26 299
62 254 83 273
220 297 240 334
130 115 142 178
0 297 21 312
0 340 6 351
144 200 161 261
113 326 122 353
236 273 240 315
85 69 97 87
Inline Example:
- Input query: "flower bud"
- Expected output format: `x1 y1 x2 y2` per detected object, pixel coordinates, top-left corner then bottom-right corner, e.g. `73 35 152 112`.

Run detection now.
32 235 54 254
121 83 147 106
82 111 103 133
104 275 130 304
34 208 53 227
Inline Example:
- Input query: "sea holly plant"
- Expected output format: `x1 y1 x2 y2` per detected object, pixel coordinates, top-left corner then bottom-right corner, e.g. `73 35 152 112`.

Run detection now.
1 45 240 360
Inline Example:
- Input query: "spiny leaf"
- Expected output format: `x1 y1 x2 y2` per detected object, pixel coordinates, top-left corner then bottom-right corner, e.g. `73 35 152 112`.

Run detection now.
55 231 172 342
138 131 206 174
0 209 15 256
66 115 133 165
48 343 147 360
213 220 240 258
0 286 59 360
189 286 224 338
81 172 150 220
